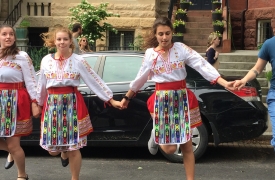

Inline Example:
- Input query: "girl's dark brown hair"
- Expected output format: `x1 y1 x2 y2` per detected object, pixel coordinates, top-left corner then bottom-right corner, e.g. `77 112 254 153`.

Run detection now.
142 17 174 50
0 24 19 59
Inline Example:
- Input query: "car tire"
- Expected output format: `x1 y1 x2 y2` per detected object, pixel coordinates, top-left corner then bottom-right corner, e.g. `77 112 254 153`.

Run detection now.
159 122 208 163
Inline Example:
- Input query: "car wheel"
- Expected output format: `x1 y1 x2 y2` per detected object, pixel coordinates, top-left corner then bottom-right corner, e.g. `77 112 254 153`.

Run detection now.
159 122 208 163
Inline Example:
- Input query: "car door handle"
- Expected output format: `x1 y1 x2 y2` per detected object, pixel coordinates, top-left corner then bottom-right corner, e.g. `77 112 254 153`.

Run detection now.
144 85 155 91
79 90 88 95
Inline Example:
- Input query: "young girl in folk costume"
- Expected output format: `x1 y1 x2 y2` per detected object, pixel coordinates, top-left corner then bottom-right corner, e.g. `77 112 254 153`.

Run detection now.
120 17 234 180
205 32 220 70
78 37 92 53
0 24 40 180
37 26 121 180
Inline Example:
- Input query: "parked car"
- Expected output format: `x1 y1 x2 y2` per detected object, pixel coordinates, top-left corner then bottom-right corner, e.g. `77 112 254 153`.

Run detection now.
24 51 268 163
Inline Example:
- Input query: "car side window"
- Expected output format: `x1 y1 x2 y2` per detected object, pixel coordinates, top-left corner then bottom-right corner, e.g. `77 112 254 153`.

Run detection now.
102 56 143 82
80 56 98 83
83 56 98 68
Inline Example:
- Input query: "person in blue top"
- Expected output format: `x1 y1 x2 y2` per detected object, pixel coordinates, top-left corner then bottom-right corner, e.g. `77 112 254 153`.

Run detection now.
233 36 275 150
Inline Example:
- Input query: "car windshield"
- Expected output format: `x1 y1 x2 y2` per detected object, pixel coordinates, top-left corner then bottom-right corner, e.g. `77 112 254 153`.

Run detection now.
102 56 143 82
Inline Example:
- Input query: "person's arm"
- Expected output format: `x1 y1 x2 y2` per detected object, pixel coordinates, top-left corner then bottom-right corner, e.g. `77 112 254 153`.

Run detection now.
20 52 42 117
120 50 152 109
20 52 37 101
77 57 121 109
234 58 267 90
36 57 48 107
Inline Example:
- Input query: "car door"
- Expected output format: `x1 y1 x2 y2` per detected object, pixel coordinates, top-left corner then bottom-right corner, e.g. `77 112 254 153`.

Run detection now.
86 54 153 142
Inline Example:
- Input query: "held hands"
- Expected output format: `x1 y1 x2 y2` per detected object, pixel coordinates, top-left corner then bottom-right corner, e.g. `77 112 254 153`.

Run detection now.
221 79 246 91
108 98 129 110
120 98 129 110
109 99 122 109
232 79 246 90
32 102 42 118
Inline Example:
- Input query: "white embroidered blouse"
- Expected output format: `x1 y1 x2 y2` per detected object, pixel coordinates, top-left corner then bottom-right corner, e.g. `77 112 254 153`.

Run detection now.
130 42 220 92
0 51 37 100
36 53 113 106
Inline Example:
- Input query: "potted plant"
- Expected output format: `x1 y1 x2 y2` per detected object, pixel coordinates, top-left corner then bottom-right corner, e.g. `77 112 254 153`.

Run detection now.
211 8 223 21
16 18 30 39
172 33 184 43
180 0 193 11
176 9 187 21
211 0 222 10
212 20 224 34
173 20 186 33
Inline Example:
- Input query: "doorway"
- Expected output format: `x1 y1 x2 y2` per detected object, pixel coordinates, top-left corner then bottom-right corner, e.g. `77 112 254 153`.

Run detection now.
189 0 212 10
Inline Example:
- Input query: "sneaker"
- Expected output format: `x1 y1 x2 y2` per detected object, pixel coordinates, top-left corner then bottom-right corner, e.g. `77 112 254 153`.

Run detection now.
148 129 158 155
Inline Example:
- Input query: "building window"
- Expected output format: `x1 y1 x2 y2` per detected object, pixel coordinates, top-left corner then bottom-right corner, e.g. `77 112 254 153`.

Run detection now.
257 20 273 46
108 31 134 50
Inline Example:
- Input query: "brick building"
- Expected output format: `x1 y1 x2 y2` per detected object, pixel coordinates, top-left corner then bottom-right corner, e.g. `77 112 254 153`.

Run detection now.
230 0 275 50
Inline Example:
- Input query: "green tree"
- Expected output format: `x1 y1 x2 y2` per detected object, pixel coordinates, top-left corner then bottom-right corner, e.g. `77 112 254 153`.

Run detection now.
69 0 120 44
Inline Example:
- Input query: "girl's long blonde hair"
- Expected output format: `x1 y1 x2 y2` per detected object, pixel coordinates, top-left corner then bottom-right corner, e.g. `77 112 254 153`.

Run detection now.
40 26 75 51
78 37 92 52
207 32 219 47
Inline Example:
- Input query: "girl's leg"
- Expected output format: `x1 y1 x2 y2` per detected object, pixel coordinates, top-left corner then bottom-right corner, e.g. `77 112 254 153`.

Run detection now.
180 140 195 180
0 138 14 169
159 144 177 154
7 153 14 162
67 150 82 180
0 138 9 151
6 137 28 179
159 142 194 180
48 151 61 156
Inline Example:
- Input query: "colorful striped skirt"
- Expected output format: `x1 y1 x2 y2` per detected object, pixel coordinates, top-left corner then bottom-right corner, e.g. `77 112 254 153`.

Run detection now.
147 80 202 145
40 86 93 152
0 82 32 137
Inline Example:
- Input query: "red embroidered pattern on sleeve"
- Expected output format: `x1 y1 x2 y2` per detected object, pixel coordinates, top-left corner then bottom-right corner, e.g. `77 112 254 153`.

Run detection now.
210 76 221 85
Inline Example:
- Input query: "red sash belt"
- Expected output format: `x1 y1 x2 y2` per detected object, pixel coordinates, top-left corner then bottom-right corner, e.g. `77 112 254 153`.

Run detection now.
0 82 24 90
155 80 186 90
47 86 77 94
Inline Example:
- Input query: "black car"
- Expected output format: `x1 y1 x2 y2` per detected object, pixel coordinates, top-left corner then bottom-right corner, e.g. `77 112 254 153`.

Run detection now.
24 51 268 163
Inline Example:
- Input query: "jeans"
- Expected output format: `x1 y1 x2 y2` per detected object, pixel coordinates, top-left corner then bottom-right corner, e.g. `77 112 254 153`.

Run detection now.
266 89 275 150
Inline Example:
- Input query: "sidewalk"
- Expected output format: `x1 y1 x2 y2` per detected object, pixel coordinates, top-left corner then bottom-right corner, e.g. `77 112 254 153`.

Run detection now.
221 134 273 148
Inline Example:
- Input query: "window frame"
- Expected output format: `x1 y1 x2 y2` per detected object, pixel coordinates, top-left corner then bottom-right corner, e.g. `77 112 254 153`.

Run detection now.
107 30 135 50
257 19 273 47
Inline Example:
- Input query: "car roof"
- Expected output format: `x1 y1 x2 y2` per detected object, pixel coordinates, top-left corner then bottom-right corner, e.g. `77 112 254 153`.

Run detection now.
78 51 145 56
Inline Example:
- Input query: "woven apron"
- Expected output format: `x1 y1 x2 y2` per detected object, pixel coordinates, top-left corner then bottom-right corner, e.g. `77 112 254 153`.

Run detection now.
40 86 93 151
0 82 32 137
147 80 202 145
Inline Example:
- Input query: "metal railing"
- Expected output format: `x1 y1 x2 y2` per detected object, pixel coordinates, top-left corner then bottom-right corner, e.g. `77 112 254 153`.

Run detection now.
3 0 23 26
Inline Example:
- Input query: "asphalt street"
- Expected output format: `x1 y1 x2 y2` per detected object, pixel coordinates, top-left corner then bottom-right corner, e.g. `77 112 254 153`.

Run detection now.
0 139 275 180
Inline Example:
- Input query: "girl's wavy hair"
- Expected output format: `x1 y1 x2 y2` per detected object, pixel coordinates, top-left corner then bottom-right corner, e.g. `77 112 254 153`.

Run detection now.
40 26 75 51
142 17 174 50
0 24 19 59
78 37 92 52
207 32 219 47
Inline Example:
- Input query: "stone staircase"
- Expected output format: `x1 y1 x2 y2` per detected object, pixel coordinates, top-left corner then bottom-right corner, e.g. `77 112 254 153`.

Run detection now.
218 51 268 103
184 10 213 53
